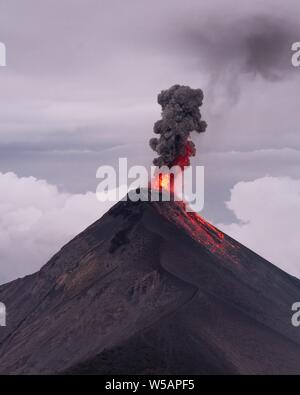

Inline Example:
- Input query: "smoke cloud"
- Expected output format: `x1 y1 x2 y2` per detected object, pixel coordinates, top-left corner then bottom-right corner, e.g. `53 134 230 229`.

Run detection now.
149 85 207 167
180 15 297 80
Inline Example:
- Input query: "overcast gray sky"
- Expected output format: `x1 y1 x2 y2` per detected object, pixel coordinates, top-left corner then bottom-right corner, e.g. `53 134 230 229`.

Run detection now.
0 0 300 282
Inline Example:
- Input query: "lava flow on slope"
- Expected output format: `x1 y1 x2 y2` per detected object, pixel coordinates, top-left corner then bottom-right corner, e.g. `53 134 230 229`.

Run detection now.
0 190 299 374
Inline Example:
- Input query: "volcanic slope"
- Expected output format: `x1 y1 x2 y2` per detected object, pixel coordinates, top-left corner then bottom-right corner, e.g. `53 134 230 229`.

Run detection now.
0 192 299 374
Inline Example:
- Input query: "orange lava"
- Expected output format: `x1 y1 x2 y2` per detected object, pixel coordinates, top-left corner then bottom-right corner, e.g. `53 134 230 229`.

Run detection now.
159 173 171 190
152 172 171 192
172 142 195 169
152 142 194 192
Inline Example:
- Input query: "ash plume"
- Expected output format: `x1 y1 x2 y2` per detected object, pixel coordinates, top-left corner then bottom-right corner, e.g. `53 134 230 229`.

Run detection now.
179 15 297 84
149 85 207 168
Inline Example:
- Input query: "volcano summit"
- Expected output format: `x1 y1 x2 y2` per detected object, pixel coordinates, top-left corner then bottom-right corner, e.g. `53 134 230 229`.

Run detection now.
0 191 299 374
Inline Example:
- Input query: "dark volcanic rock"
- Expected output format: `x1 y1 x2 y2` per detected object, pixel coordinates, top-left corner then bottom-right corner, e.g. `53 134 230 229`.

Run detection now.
0 191 300 374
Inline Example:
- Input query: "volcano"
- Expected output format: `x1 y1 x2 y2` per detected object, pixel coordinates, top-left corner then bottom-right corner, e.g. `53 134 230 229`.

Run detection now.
0 190 300 375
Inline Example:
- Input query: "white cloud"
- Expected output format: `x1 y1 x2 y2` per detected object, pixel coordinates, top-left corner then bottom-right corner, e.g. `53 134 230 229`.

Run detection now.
0 172 115 284
1 172 299 285
217 176 300 278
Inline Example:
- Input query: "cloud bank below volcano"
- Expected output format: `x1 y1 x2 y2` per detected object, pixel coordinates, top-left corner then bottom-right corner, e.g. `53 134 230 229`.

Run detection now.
217 176 300 278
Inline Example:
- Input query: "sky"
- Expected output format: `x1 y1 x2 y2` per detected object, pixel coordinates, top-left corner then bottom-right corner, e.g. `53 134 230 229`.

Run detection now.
0 0 300 282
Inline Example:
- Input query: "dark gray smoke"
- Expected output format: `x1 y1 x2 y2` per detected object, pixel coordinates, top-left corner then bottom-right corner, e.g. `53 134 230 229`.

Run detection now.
180 15 297 81
149 85 207 167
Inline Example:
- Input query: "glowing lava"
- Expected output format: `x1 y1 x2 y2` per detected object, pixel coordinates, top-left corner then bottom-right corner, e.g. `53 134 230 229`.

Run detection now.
151 142 193 193
152 172 171 192
151 142 195 194
172 142 195 169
